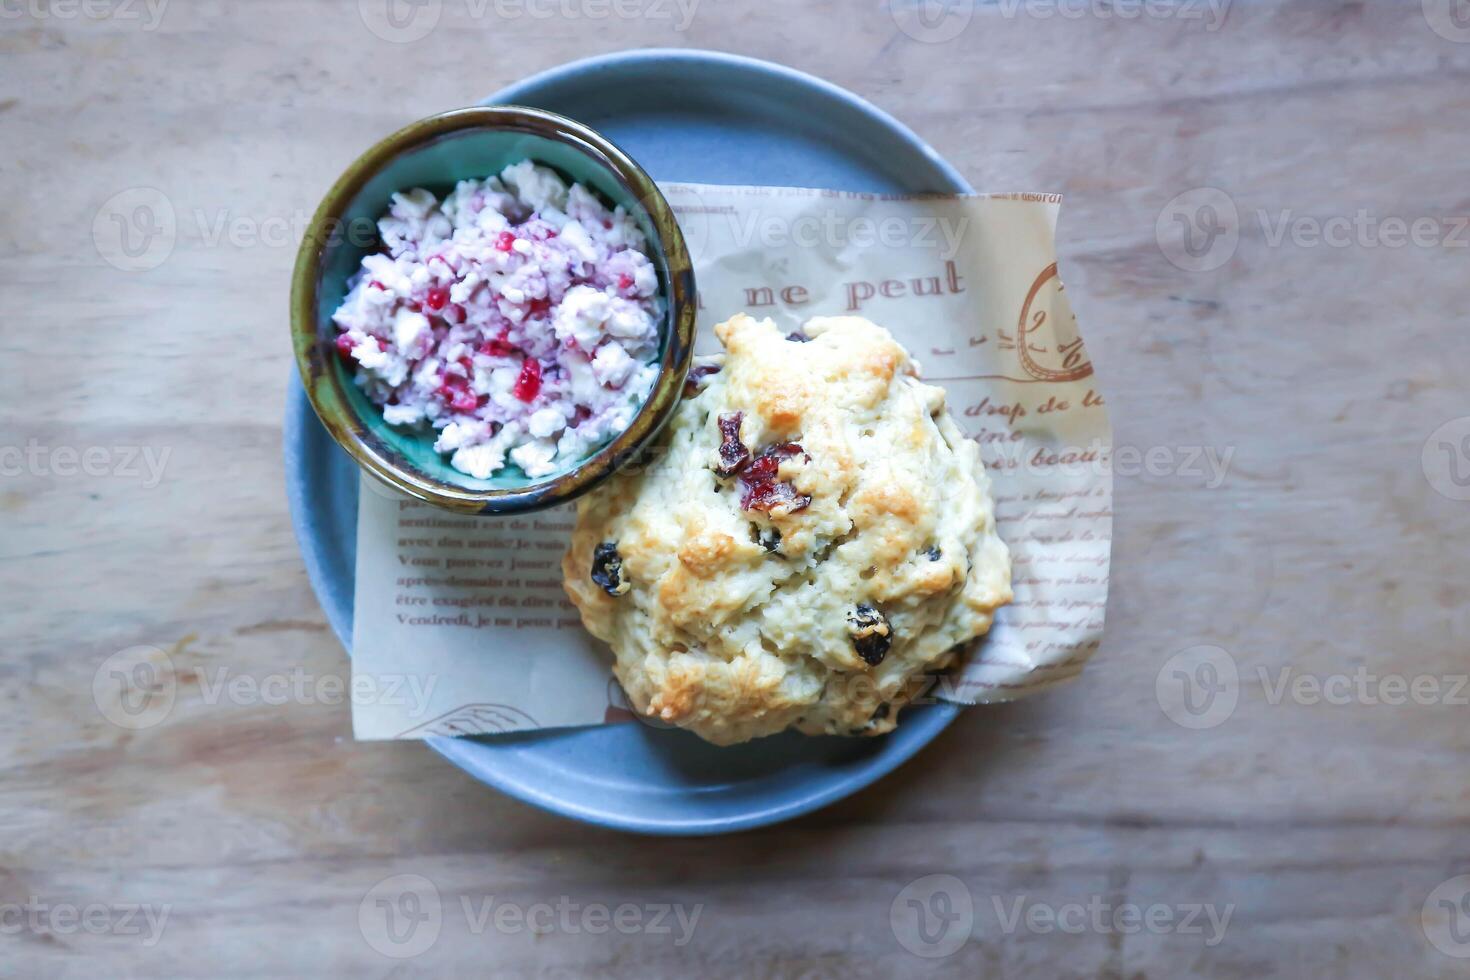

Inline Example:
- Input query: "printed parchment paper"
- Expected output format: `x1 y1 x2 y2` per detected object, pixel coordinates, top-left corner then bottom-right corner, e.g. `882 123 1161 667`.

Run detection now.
350 184 1112 739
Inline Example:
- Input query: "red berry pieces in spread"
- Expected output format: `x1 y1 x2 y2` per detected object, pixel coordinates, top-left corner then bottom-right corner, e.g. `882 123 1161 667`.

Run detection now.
369 280 388 291
334 333 357 359
437 373 479 414
527 296 552 319
495 231 516 252
437 361 482 412
617 273 634 293
425 285 450 311
513 358 542 402
590 542 629 596
737 443 811 514
847 604 892 666
479 328 515 358
714 412 749 477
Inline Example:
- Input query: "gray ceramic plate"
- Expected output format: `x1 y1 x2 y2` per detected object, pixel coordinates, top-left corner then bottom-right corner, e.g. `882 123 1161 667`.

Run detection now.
285 49 974 834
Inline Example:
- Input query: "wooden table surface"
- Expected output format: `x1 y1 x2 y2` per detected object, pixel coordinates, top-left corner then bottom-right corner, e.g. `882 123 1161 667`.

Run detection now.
5 1 1469 975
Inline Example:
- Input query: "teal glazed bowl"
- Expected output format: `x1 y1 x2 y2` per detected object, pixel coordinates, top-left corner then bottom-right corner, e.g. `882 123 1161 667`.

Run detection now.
290 106 697 514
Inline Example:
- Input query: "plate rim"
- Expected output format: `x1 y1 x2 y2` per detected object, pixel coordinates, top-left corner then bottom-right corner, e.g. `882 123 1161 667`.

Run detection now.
286 47 975 835
494 47 973 193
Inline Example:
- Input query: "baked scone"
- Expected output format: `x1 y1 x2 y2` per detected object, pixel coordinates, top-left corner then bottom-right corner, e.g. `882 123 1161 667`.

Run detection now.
562 313 1012 745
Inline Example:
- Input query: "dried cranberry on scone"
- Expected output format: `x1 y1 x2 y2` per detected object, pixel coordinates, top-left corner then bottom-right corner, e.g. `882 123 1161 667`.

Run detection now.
561 313 1012 745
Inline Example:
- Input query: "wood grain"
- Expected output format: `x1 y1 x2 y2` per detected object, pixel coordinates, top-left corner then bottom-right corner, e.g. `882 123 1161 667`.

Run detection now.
3 0 1469 975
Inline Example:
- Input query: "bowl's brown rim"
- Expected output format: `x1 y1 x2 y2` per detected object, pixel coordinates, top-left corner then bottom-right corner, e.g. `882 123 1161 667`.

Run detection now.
290 105 697 515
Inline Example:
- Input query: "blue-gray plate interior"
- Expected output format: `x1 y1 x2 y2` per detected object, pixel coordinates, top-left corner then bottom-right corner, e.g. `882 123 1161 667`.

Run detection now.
285 49 977 835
